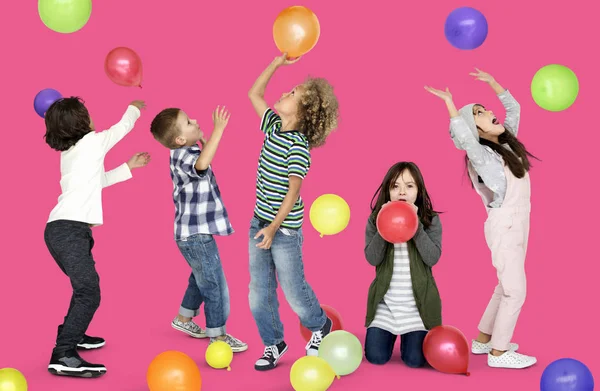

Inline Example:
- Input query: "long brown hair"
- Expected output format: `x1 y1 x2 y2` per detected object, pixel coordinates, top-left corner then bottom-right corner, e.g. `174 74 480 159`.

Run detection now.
370 162 439 228
465 105 540 184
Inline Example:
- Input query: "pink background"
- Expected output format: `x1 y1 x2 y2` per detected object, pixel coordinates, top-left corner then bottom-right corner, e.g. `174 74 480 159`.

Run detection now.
0 0 598 390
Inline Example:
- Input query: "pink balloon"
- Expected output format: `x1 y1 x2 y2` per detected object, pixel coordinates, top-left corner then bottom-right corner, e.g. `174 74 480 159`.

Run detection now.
104 47 143 88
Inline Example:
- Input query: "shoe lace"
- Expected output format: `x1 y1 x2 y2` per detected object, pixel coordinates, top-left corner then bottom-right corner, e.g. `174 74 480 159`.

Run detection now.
306 331 323 350
262 345 277 359
225 335 242 345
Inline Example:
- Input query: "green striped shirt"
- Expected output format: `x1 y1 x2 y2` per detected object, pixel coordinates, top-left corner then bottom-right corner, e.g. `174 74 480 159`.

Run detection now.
253 108 311 229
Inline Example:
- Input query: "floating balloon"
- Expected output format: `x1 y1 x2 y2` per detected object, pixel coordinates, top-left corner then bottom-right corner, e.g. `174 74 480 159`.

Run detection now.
423 325 470 376
444 7 488 50
147 351 202 391
34 88 62 118
301 305 344 342
0 368 27 391
38 0 92 33
541 358 594 391
531 64 579 112
273 6 320 58
318 330 363 376
376 201 418 243
309 194 350 237
205 341 233 371
290 356 336 391
105 47 143 88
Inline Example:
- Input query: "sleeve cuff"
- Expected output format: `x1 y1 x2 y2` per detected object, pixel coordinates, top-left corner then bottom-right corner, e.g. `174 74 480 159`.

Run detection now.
127 105 141 119
116 162 133 181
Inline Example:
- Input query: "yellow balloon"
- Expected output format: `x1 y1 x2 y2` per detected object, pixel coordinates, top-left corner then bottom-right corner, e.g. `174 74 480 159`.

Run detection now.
290 357 336 391
309 194 350 237
205 341 233 371
0 368 27 391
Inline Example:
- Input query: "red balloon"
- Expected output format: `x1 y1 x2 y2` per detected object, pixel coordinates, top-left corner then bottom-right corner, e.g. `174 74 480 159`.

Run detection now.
105 47 143 88
300 304 343 342
376 201 418 243
423 325 470 376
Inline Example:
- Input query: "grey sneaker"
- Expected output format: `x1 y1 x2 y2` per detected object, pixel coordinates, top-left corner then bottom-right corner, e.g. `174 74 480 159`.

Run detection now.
171 317 207 338
210 334 248 353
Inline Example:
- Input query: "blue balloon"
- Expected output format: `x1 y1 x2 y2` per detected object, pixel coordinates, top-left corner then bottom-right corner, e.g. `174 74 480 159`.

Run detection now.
444 7 488 50
541 358 594 391
34 88 63 118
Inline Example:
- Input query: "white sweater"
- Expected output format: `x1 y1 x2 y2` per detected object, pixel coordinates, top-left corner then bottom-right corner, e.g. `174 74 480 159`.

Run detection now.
47 105 141 226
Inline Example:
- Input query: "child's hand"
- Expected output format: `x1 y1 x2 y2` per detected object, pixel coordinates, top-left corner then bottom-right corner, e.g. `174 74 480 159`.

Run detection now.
127 152 151 170
272 52 302 67
130 100 146 110
469 68 495 84
255 225 277 250
212 106 231 132
424 86 453 102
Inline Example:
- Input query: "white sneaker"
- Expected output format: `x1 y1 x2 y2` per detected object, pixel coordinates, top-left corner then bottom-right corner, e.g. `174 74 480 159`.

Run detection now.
171 317 207 338
471 339 519 354
487 351 537 369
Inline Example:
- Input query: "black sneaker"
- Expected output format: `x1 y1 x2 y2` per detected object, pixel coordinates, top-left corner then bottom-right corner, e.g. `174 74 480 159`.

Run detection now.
48 350 107 378
77 334 105 350
254 341 288 371
306 317 332 356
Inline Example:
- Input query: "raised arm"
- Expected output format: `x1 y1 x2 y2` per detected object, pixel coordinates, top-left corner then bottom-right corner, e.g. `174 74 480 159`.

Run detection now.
248 53 301 118
364 215 388 266
195 106 230 171
470 69 521 136
412 215 442 267
97 101 145 153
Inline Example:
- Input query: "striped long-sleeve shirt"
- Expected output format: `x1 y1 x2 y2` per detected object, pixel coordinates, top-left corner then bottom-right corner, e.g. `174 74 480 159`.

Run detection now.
368 243 426 335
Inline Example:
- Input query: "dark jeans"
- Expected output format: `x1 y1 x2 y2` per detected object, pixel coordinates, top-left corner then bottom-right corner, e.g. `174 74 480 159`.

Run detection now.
365 327 428 367
44 220 101 356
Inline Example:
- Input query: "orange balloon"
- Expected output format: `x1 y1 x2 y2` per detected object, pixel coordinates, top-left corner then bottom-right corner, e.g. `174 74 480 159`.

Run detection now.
273 6 320 58
147 351 202 391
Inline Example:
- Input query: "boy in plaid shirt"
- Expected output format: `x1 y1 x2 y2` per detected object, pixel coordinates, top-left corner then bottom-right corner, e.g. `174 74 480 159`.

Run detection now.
150 105 247 352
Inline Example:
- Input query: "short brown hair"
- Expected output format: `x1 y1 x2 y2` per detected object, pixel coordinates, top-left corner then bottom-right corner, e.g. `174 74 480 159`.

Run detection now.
297 77 340 149
150 108 181 149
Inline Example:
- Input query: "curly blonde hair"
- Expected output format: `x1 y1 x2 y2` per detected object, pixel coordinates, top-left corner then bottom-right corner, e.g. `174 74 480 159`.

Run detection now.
297 77 339 149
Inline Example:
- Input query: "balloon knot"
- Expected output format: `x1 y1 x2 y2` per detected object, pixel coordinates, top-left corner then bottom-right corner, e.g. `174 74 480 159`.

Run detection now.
138 84 143 89
465 372 470 377
336 375 341 380
319 233 323 238
227 367 231 371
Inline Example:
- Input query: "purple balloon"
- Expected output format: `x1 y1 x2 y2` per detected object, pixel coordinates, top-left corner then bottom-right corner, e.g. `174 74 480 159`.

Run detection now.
34 88 63 118
541 358 594 391
444 7 488 50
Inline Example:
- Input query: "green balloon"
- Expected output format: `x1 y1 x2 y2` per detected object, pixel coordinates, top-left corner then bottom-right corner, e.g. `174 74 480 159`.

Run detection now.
318 330 363 376
38 0 92 33
531 64 579 112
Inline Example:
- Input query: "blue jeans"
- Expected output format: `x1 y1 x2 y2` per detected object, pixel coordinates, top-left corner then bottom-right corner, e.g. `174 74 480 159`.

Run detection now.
365 327 428 368
176 233 230 338
248 217 326 346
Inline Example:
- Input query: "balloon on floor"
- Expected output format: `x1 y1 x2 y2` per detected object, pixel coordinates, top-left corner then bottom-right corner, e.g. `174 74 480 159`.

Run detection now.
423 325 470 376
205 341 233 371
444 7 488 50
541 358 594 391
376 201 418 243
273 6 320 58
531 64 579 112
301 305 344 342
38 0 92 33
105 47 144 88
0 368 27 391
309 194 351 237
147 351 202 391
290 356 336 391
318 330 363 376
34 88 62 118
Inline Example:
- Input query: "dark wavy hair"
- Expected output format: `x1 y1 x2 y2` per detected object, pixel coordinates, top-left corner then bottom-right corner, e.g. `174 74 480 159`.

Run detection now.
44 97 92 151
466 104 540 184
370 162 440 228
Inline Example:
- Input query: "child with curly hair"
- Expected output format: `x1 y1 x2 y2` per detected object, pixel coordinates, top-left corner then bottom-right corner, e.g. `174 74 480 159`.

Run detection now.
247 53 340 371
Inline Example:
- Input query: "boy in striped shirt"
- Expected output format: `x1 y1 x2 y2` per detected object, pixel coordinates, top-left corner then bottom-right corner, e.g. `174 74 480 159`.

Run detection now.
247 53 340 371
